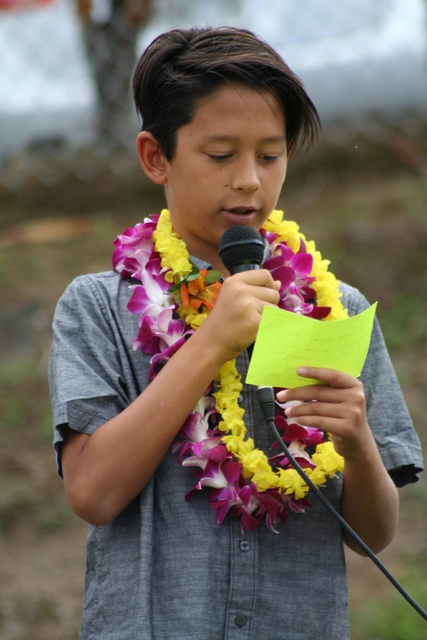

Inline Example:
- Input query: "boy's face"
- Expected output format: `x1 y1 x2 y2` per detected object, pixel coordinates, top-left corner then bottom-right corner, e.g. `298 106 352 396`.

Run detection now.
158 84 288 269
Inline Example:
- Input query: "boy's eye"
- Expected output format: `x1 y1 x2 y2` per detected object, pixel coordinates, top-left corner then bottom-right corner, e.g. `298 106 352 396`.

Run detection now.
207 154 232 161
259 154 278 162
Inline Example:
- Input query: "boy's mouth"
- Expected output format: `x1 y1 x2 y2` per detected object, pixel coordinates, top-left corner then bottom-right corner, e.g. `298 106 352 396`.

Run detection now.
222 206 259 224
228 206 258 213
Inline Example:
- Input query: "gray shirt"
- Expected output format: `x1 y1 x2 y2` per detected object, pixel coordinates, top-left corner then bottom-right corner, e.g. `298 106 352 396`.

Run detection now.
49 268 423 640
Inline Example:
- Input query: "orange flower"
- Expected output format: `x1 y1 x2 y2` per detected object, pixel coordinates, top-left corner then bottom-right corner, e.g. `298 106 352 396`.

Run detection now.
180 270 222 311
180 282 190 309
188 272 207 296
194 282 222 310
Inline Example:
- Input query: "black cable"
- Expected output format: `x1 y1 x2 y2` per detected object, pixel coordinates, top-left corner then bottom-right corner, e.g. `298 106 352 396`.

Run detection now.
256 386 427 622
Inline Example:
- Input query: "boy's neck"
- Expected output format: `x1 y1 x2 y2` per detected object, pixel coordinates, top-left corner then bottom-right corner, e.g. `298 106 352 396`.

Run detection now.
204 253 226 273
179 235 225 272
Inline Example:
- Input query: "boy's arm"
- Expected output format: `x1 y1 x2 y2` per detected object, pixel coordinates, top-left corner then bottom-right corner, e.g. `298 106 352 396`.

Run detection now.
276 369 399 555
61 270 280 526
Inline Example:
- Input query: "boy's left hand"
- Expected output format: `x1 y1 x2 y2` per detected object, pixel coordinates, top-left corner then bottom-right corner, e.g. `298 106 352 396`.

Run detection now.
276 368 372 460
277 368 399 556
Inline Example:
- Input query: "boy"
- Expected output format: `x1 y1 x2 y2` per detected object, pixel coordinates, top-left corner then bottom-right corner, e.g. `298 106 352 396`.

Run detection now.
49 27 423 639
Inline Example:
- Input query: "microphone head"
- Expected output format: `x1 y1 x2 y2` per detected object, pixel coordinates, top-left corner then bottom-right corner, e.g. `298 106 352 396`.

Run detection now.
219 225 265 274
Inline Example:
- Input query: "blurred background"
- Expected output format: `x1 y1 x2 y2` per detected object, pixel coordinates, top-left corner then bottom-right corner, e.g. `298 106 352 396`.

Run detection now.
0 1 426 638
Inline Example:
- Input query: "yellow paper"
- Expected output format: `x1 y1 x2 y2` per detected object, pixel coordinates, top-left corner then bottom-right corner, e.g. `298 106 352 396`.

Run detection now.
246 303 377 388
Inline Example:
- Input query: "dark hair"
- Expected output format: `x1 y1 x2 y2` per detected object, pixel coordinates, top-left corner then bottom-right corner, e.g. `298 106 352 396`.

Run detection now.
132 26 320 160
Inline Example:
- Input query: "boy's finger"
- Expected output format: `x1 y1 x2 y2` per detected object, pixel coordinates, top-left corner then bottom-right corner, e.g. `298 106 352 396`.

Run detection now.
296 367 358 388
233 269 277 289
276 369 361 403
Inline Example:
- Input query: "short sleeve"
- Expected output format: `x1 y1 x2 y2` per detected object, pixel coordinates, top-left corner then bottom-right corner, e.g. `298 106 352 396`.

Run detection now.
49 272 145 477
341 283 423 487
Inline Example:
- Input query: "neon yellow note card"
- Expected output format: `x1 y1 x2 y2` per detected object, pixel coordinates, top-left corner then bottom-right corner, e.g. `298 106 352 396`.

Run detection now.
246 302 377 388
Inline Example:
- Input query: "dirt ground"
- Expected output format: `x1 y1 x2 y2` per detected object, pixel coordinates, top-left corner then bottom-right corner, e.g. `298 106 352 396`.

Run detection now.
0 130 426 639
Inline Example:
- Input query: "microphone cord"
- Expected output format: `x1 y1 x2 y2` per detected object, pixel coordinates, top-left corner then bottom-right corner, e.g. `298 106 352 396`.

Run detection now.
256 386 427 622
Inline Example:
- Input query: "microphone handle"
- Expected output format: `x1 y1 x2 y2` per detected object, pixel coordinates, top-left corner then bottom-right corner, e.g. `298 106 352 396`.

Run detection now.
229 263 261 275
229 263 259 361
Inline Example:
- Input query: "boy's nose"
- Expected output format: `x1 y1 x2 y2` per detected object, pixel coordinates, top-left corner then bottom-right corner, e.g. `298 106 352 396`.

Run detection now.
230 158 261 192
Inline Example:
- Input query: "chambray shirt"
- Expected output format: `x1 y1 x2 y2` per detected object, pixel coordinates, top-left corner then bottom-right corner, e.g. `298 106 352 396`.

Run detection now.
49 263 423 640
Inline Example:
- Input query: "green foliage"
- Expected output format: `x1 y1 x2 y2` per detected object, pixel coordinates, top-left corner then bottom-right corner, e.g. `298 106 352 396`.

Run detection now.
0 358 50 436
39 505 70 531
350 561 427 639
378 294 427 353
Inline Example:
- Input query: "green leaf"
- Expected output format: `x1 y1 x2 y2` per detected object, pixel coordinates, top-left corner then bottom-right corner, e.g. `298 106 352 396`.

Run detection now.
205 270 224 285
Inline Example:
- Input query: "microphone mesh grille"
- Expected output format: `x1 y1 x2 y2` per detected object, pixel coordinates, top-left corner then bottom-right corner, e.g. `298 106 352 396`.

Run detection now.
219 226 265 272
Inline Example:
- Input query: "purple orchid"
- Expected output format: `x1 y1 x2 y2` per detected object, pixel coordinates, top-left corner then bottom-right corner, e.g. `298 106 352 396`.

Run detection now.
201 461 246 523
148 337 191 381
227 483 290 533
171 397 220 462
270 440 317 470
133 309 189 353
131 251 162 282
274 413 324 447
269 413 324 469
288 496 311 513
247 485 290 532
128 269 175 321
210 483 251 527
264 242 332 318
281 283 315 314
264 242 320 316
112 216 158 277
190 459 242 492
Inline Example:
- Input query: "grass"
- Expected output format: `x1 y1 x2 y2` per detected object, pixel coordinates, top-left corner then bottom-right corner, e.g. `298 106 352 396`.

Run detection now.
350 558 427 639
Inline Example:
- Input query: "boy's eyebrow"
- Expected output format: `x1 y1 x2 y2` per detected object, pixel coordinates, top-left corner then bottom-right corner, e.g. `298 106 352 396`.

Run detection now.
200 134 287 144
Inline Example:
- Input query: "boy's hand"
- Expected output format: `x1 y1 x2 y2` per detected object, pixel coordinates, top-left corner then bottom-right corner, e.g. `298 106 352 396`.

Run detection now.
276 368 372 460
276 368 400 556
202 269 280 362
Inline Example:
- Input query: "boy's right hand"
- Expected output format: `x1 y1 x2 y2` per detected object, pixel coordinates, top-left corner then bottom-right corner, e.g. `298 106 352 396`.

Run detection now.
201 270 280 362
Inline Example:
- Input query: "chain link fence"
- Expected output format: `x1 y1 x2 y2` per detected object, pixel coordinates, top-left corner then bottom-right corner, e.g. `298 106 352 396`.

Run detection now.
1 0 426 189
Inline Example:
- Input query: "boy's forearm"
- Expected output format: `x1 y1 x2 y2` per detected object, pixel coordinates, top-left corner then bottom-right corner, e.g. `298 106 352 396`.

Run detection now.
341 432 399 555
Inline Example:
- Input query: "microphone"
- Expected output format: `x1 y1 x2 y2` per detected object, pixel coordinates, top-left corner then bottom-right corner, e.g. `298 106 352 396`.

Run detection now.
218 225 265 275
218 225 276 423
219 225 265 358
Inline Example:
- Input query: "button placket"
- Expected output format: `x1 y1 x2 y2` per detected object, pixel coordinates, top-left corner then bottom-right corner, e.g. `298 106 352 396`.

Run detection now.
224 356 260 639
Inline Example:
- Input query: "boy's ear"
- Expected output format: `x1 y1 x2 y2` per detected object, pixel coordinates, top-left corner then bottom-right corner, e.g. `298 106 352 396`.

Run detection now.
136 131 168 185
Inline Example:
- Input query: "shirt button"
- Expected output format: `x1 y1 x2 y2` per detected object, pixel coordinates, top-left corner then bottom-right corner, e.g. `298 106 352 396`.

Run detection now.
239 540 250 552
235 614 247 627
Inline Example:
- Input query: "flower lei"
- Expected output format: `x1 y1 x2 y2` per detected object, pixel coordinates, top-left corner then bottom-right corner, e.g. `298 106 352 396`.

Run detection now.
113 209 348 533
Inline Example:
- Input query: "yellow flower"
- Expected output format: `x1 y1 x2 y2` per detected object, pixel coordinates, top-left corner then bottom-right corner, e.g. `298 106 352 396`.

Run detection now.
312 442 345 477
263 210 302 252
252 469 280 492
153 210 193 281
219 416 245 437
241 451 278 486
278 468 310 500
240 449 269 471
236 437 256 456
305 466 326 487
223 434 245 455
